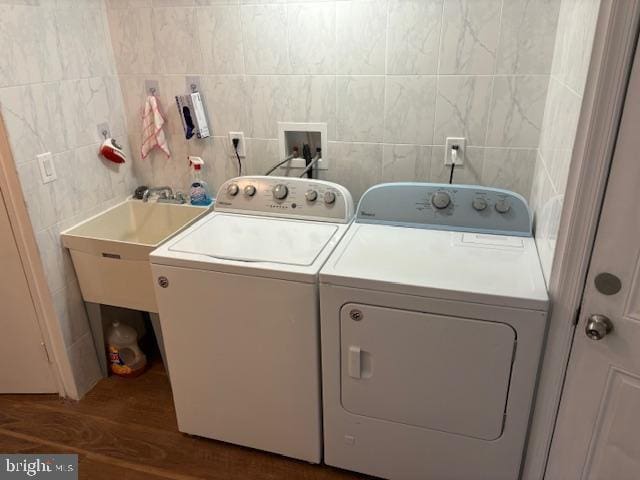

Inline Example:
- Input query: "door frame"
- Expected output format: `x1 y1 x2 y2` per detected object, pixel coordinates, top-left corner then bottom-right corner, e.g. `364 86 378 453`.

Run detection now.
0 114 77 398
522 1 640 479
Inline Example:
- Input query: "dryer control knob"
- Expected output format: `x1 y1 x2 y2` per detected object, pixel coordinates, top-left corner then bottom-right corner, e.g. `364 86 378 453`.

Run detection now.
273 184 288 200
324 191 336 205
495 198 511 214
227 183 239 196
305 189 318 202
472 197 487 211
431 191 451 209
244 185 256 197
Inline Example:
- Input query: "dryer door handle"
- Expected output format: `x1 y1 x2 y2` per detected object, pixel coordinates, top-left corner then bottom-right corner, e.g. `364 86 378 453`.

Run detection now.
348 346 361 379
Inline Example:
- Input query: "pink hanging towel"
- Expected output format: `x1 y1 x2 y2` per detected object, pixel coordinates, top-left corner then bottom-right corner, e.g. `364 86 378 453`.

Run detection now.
141 95 171 159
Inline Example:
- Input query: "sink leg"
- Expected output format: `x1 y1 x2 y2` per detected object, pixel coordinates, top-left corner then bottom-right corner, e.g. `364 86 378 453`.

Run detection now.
86 302 108 378
149 312 169 378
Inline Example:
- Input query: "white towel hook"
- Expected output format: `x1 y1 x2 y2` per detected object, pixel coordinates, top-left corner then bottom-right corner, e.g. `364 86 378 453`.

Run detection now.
145 80 159 97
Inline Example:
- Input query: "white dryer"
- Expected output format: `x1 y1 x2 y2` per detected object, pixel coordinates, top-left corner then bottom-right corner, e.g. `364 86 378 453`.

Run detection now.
319 183 548 480
149 176 353 463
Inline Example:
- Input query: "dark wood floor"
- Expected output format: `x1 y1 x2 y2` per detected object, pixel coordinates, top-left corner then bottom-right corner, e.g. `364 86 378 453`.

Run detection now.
0 361 367 480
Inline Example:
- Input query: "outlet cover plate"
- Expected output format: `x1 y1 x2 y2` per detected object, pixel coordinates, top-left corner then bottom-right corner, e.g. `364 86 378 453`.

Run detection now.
444 137 466 166
229 132 246 157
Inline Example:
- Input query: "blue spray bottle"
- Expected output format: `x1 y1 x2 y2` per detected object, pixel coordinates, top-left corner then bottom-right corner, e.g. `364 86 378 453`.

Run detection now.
188 156 213 206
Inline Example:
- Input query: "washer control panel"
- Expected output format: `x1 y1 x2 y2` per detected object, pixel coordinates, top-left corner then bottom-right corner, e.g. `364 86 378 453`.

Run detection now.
357 183 532 236
215 176 354 223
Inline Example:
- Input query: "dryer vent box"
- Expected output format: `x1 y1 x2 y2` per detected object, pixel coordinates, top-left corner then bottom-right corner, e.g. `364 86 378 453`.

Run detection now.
278 122 329 171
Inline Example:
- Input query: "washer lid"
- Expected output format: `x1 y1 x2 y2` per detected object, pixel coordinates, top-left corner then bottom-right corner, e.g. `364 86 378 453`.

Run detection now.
168 213 338 266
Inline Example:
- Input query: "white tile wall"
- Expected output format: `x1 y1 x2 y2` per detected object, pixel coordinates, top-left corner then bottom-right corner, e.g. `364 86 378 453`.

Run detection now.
0 0 584 398
336 1 387 75
0 4 62 86
242 5 290 74
482 148 537 197
107 7 155 74
288 3 336 74
433 75 493 146
550 0 601 96
439 0 502 75
486 75 549 148
530 0 601 283
337 76 386 142
381 144 431 183
387 0 442 75
496 0 561 74
0 0 134 397
0 0 580 398
384 76 437 145
108 0 561 202
197 6 245 74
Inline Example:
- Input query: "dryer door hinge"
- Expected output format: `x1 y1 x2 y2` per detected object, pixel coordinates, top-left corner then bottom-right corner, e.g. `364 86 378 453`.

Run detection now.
41 341 52 363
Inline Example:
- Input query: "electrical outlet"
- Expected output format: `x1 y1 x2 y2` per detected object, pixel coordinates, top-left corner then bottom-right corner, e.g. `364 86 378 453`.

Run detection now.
444 137 465 166
36 152 57 184
229 132 246 158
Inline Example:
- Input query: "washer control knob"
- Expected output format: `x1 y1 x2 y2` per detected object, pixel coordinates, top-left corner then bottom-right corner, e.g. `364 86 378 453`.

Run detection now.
472 197 487 211
324 191 336 205
227 183 239 196
244 185 256 197
305 189 318 202
495 198 512 214
273 184 288 200
431 191 451 209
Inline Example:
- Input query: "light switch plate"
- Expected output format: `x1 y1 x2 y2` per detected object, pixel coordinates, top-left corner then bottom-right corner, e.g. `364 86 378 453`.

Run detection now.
36 152 57 184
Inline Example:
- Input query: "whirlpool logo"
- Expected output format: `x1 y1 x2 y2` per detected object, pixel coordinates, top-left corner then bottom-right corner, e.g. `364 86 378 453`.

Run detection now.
1 455 77 479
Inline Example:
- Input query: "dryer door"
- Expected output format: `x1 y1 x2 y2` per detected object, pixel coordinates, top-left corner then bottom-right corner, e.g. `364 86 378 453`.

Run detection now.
340 304 516 441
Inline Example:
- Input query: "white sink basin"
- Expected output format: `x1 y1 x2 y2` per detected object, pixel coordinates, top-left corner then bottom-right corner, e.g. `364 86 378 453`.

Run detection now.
62 199 209 312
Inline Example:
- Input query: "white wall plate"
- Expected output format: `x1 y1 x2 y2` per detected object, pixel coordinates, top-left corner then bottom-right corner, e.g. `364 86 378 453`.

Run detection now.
37 152 57 184
278 122 329 171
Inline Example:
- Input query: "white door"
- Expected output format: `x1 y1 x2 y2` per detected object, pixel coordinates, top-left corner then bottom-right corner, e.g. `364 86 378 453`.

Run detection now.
0 186 55 393
545 32 640 480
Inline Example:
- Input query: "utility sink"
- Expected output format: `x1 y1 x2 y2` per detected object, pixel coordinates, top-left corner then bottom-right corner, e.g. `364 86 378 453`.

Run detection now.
62 199 209 313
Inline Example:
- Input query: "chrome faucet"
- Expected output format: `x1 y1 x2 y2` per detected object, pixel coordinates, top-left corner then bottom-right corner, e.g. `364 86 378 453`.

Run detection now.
142 186 173 202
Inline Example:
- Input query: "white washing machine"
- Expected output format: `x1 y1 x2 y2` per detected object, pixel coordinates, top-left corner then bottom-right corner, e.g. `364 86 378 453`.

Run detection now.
149 176 353 463
319 183 548 480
